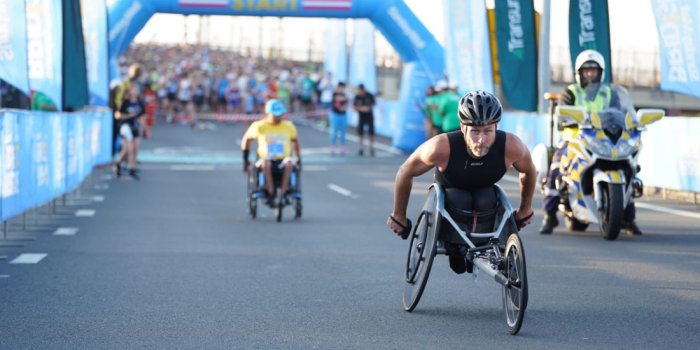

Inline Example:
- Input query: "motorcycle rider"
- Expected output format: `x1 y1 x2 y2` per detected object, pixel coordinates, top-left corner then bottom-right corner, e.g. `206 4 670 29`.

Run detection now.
540 49 643 236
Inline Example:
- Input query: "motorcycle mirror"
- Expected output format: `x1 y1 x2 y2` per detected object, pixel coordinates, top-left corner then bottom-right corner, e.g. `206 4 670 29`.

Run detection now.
556 105 586 124
637 109 665 126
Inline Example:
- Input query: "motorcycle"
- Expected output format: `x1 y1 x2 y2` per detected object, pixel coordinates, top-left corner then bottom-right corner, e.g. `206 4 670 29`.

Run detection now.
533 85 664 240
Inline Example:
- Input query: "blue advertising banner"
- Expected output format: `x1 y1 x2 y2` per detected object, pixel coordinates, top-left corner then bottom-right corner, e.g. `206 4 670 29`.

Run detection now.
443 0 494 93
0 0 30 95
393 62 432 152
1 112 25 220
568 0 612 83
651 0 700 99
323 19 348 85
349 19 376 93
81 0 109 106
26 0 63 111
494 0 538 111
49 113 67 199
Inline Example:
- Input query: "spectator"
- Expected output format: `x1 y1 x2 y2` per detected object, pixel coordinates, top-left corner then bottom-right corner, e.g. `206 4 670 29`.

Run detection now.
353 84 376 156
329 82 349 156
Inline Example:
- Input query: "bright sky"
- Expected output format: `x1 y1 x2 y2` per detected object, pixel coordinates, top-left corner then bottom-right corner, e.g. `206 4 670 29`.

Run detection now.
134 0 660 67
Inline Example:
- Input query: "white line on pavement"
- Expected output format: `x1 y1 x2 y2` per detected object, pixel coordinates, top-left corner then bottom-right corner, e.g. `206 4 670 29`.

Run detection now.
10 253 47 264
635 202 700 220
53 227 79 236
75 209 96 217
328 184 358 198
91 195 105 202
504 175 700 220
94 184 109 190
170 164 217 171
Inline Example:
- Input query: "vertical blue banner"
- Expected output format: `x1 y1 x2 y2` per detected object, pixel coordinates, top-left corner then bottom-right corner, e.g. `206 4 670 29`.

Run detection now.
0 0 30 95
568 0 612 83
443 0 494 92
50 113 67 199
494 0 538 111
26 0 63 111
393 62 432 152
324 19 348 84
65 116 78 190
81 0 109 106
349 19 377 93
1 112 25 220
652 0 700 99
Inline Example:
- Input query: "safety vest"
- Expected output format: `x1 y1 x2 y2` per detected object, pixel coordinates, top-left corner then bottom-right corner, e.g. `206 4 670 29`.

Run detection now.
567 84 612 113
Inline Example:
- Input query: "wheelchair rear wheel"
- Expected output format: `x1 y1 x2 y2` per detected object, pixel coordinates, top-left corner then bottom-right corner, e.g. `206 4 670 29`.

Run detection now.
247 169 258 219
502 233 528 335
403 187 440 312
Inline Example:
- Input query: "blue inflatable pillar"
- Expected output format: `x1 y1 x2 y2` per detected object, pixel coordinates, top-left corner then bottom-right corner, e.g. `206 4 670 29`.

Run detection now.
393 62 432 152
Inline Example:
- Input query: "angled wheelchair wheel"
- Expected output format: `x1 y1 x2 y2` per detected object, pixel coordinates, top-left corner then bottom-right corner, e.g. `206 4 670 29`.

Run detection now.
294 198 302 219
502 233 528 335
275 192 283 222
403 186 441 312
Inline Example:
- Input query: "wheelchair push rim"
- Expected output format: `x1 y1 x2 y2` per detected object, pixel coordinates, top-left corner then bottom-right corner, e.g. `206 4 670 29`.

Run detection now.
501 233 528 335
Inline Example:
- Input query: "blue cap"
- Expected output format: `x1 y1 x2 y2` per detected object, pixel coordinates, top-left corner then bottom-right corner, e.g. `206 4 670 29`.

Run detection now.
265 99 287 116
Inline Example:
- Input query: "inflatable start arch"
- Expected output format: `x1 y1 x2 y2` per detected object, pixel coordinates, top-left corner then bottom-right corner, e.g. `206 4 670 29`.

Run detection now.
108 0 445 151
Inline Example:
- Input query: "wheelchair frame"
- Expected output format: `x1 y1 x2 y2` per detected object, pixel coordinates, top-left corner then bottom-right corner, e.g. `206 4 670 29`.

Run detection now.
402 182 528 335
247 161 302 222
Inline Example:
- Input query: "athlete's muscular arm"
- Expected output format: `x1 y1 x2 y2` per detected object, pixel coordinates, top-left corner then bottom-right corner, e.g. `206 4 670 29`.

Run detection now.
505 133 537 226
387 135 449 235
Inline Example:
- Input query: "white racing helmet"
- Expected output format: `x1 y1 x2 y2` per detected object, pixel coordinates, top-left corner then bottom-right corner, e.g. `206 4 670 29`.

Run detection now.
574 49 605 85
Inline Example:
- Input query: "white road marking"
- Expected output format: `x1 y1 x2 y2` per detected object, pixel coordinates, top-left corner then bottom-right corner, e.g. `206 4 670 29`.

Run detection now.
635 202 700 220
54 227 79 236
10 253 47 264
328 184 358 198
503 175 700 220
94 184 109 190
170 164 216 171
75 209 96 217
301 165 328 171
91 195 105 202
0 275 9 278
100 174 113 181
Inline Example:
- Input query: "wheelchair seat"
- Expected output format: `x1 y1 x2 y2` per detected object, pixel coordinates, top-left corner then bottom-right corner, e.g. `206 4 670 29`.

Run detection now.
439 187 501 246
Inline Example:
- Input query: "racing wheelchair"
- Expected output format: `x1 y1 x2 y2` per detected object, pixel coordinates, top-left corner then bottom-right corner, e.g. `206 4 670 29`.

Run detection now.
247 159 302 222
401 183 528 335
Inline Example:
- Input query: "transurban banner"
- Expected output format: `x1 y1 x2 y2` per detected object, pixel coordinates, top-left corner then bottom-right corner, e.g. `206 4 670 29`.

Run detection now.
494 0 537 111
0 1 29 95
568 0 612 83
443 0 494 93
81 0 110 107
26 0 63 111
651 0 700 99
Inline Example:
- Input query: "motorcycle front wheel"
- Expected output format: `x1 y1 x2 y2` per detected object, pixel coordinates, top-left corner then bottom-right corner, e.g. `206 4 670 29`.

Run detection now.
599 183 624 240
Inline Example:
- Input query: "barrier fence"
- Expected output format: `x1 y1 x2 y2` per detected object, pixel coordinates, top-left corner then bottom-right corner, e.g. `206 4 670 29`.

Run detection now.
0 109 112 223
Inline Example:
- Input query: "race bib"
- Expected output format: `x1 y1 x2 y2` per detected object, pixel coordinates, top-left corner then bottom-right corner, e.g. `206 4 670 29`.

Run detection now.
267 142 284 157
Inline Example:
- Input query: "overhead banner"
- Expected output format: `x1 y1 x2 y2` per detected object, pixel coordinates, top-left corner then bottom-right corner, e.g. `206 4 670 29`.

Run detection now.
494 0 538 111
323 19 348 84
443 0 494 93
651 0 700 99
81 0 109 107
26 0 63 111
0 1 30 95
568 0 612 83
349 19 377 93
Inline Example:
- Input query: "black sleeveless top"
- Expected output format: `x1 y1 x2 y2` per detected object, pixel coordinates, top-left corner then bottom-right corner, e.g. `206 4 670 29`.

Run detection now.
435 130 507 190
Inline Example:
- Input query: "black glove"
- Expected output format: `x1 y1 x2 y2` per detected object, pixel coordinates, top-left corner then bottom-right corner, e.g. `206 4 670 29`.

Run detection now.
390 216 413 240
514 210 534 230
243 160 250 173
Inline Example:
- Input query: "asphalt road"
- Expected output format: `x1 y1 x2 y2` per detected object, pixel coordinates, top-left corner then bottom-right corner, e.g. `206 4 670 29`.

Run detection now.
1 120 699 349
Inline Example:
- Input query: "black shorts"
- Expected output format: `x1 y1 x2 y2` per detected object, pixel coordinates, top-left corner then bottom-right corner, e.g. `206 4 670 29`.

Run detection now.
358 114 375 136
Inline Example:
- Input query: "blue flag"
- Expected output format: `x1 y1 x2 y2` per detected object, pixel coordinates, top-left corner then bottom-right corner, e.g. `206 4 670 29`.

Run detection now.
651 0 700 99
0 1 30 95
81 0 109 106
324 19 348 84
26 0 63 110
443 0 494 92
349 19 377 93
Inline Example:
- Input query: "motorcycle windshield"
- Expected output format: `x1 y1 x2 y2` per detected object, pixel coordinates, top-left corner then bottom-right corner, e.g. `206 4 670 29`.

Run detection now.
597 109 626 143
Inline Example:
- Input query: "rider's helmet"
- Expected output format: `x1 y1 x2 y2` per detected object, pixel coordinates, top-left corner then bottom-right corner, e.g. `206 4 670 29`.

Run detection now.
575 49 605 86
265 99 287 117
457 90 502 126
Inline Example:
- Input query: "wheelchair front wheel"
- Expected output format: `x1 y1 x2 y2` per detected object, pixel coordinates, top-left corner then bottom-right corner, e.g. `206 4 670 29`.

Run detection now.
403 187 440 312
502 233 528 335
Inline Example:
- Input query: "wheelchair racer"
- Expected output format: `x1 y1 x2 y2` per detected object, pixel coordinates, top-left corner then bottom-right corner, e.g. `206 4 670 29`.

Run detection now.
387 91 537 274
241 99 301 207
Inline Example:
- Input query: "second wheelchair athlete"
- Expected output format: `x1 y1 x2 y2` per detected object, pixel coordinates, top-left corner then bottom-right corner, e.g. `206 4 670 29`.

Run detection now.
241 99 302 207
